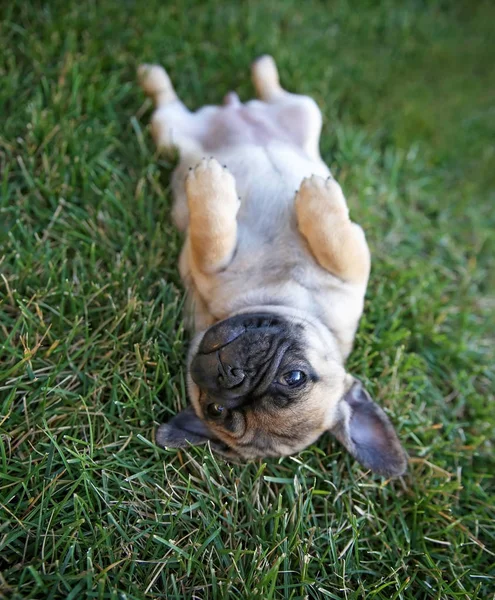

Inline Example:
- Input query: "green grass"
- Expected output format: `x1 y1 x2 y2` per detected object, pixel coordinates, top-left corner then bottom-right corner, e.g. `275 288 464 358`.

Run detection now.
1 0 494 598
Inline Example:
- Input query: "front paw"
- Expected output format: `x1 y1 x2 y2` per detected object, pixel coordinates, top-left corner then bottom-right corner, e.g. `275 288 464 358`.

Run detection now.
296 175 348 217
186 157 238 207
185 157 240 274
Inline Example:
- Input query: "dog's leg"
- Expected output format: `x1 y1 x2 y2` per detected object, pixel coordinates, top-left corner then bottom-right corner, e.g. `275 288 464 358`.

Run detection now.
185 157 240 274
251 55 285 101
296 176 370 285
138 64 202 155
251 56 323 161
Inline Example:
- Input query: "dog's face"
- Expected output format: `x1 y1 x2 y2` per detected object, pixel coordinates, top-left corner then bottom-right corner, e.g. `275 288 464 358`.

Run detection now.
157 310 407 477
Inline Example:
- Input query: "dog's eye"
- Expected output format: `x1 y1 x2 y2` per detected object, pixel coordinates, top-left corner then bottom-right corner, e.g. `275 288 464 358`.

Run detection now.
279 370 306 387
206 403 225 417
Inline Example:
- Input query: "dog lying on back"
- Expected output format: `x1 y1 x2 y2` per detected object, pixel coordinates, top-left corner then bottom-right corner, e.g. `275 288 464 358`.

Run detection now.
138 56 407 476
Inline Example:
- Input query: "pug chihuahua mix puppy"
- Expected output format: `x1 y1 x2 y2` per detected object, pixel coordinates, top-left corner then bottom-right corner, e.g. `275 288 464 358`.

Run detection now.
138 56 407 476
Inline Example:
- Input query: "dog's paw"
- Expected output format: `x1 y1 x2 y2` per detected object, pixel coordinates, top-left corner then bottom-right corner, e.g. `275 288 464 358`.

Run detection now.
252 55 279 82
251 55 282 100
185 157 240 273
296 175 349 217
186 158 239 210
138 63 177 104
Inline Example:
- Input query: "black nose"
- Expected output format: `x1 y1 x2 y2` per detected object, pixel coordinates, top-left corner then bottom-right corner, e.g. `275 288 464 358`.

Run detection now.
190 350 246 392
191 313 282 394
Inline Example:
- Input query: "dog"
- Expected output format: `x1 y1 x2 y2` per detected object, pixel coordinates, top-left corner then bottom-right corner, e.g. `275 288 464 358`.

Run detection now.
138 56 407 476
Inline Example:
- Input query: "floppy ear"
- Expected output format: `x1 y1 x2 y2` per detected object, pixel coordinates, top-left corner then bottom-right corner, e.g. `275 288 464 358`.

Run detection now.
156 405 218 448
330 379 408 477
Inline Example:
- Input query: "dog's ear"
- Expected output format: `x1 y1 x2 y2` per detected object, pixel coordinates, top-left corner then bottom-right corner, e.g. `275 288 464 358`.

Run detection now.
330 378 407 477
156 405 217 448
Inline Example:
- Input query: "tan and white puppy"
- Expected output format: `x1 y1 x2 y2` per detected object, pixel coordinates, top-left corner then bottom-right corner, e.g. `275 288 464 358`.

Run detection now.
138 56 407 476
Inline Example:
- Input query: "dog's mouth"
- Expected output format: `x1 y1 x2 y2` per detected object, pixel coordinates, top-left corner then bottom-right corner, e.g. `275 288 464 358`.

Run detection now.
190 313 290 404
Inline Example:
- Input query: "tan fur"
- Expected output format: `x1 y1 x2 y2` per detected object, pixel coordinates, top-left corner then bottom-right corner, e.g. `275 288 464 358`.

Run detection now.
186 158 240 274
137 57 406 474
296 175 371 284
138 56 368 440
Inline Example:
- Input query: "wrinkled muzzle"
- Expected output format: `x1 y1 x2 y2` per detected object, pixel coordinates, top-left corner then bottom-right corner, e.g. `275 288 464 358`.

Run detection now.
190 313 289 401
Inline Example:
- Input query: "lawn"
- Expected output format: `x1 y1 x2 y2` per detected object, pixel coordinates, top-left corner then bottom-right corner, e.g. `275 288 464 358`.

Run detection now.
1 0 494 598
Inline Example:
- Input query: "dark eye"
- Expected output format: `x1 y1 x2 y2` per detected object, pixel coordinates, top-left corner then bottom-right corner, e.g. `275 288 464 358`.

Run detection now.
206 403 225 418
279 370 306 387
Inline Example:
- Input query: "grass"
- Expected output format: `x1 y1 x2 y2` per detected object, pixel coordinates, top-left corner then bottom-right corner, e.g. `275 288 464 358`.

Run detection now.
1 0 494 598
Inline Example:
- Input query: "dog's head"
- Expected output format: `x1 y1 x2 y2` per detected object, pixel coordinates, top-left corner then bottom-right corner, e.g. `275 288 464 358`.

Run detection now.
157 309 407 477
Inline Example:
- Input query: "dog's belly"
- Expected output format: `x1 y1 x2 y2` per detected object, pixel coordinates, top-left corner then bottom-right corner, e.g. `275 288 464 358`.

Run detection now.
198 100 299 152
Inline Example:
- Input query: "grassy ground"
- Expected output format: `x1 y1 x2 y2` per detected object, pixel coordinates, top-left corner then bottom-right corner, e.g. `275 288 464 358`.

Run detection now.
1 0 494 598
